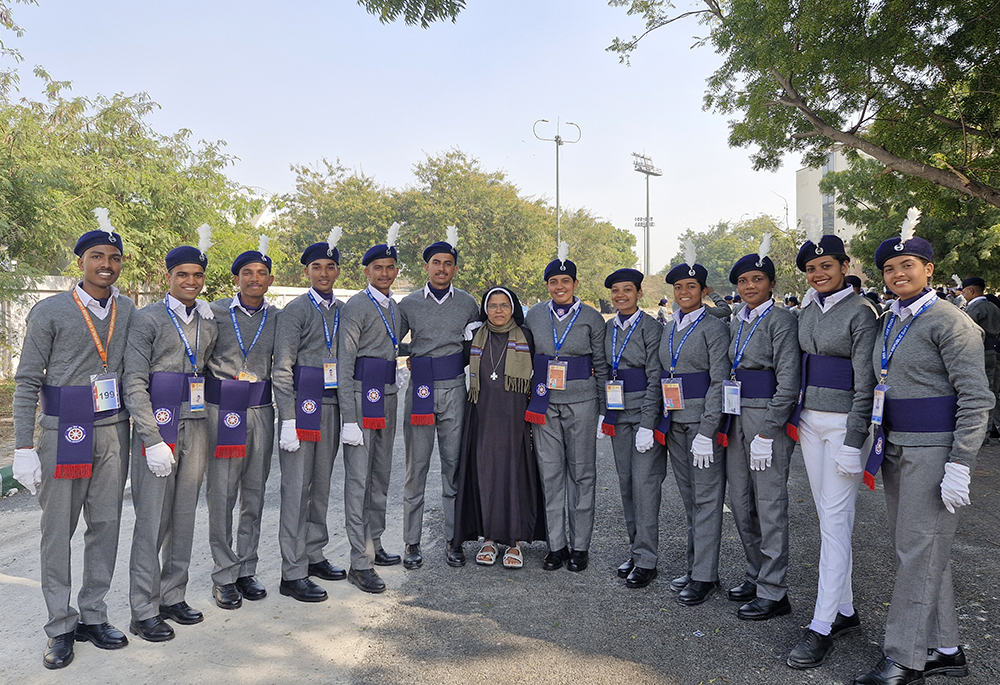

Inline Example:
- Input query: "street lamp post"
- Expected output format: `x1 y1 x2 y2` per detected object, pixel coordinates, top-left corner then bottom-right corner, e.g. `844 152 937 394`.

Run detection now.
632 153 662 275
534 118 581 246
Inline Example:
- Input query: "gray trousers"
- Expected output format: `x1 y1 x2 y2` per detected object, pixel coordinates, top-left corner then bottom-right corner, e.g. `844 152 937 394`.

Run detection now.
343 391 398 570
881 442 961 670
278 403 339 580
37 421 130 637
129 419 209 621
533 398 598 552
207 404 275 585
667 421 726 582
402 384 465 545
725 406 793 601
609 410 667 570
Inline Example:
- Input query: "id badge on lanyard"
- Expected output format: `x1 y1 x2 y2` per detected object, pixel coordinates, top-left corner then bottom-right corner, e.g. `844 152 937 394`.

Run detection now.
723 379 742 415
871 383 889 425
661 378 685 412
189 377 205 412
547 360 568 390
236 368 259 382
324 358 338 389
91 372 121 412
605 380 624 410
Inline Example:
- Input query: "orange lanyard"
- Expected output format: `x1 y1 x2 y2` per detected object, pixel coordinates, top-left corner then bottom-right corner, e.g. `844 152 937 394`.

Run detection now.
72 290 117 372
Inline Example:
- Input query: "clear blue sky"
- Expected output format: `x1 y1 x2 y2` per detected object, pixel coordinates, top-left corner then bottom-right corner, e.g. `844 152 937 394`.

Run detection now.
12 0 800 273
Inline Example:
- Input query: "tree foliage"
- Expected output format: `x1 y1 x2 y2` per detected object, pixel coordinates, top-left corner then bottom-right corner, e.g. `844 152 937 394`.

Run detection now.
356 0 465 28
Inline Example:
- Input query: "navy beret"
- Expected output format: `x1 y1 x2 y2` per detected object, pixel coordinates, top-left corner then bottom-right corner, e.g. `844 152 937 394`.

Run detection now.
544 259 577 282
796 234 847 271
729 253 775 284
665 262 708 287
166 246 207 271
604 268 643 289
658 298 668 306
74 230 123 257
874 236 934 270
422 241 458 263
300 242 340 266
362 244 398 266
962 277 986 289
231 250 272 275
845 275 862 289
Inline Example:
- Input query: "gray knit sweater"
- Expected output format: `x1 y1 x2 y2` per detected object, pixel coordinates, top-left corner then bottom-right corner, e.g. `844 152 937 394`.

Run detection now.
272 292 342 420
338 288 402 425
14 290 136 447
398 286 479 390
603 312 663 429
207 297 279 407
659 312 731 438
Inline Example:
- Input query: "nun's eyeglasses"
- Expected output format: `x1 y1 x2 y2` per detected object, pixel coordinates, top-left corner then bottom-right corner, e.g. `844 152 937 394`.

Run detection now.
487 302 512 311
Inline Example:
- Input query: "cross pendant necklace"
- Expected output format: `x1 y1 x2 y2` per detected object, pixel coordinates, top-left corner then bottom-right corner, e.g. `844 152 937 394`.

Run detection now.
488 332 506 381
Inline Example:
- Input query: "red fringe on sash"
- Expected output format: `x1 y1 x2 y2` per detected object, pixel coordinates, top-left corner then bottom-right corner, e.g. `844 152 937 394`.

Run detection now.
653 430 666 445
297 429 322 442
410 414 435 426
863 471 876 491
140 443 176 455
54 463 92 479
524 411 546 425
715 432 729 447
601 424 615 437
215 445 245 459
362 417 386 430
785 423 799 442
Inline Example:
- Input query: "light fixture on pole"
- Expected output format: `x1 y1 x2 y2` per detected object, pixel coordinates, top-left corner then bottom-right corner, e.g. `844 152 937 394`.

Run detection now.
534 118 581 246
633 152 662 276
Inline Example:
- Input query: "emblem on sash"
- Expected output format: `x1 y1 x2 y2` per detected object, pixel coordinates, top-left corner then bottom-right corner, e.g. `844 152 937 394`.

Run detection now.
535 383 547 397
416 385 431 399
65 426 86 444
367 388 382 403
301 399 318 415
224 412 241 428
154 408 172 425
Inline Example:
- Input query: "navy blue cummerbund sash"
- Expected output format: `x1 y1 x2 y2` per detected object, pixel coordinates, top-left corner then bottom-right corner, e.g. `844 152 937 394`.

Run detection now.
735 368 777 398
600 367 652 436
40 385 121 479
206 375 272 407
864 395 958 490
147 371 194 448
409 352 465 425
40 384 122 420
787 353 854 439
525 353 594 424
354 357 398 430
291 365 328 442
653 371 711 443
206 376 272 458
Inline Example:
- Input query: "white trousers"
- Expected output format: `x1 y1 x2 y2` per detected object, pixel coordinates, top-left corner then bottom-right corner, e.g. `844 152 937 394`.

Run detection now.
798 409 867 623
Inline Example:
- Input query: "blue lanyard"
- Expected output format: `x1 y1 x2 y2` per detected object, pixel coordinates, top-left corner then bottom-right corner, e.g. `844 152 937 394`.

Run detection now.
549 303 583 359
231 302 268 363
366 289 398 353
668 309 707 376
731 304 772 378
880 299 935 382
611 311 643 378
164 296 201 375
309 292 339 354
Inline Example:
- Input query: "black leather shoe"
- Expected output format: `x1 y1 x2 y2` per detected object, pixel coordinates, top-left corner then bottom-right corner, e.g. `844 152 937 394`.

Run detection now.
373 548 402 566
348 567 387 594
617 559 635 578
403 543 423 570
727 579 757 602
670 573 691 593
446 543 466 567
543 546 569 571
159 601 204 625
924 647 968 677
213 583 243 610
43 632 75 669
678 580 718 606
236 575 267 601
625 566 657 588
830 611 862 638
308 559 348 581
74 621 128 650
279 577 328 603
129 616 175 643
737 595 792 621
567 549 589 572
854 657 925 684
787 629 834 669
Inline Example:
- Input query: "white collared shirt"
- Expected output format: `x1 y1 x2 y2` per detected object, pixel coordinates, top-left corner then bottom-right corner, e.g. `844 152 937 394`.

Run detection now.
549 297 581 321
736 298 775 323
423 282 454 304
800 285 853 314
166 293 197 324
366 283 393 309
74 283 119 321
890 289 938 321
231 293 270 317
672 305 705 332
309 287 336 309
966 295 986 308
614 309 642 330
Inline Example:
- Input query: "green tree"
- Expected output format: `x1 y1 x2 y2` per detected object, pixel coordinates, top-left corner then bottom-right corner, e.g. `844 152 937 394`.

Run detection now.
558 207 637 305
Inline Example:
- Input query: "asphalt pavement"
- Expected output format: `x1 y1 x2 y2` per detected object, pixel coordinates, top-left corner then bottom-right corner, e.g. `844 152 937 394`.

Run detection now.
1 401 998 684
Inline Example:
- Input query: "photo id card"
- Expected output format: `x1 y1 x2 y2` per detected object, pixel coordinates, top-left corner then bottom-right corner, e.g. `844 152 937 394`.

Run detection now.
236 368 259 382
605 380 625 411
661 378 685 412
871 383 889 425
189 378 205 412
323 358 338 389
723 380 742 415
547 360 567 390
90 373 121 413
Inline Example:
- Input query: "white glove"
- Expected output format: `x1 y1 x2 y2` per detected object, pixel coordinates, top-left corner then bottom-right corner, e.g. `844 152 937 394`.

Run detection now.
596 415 608 440
342 422 365 446
940 462 971 514
463 321 483 341
396 367 410 391
749 435 773 471
635 427 654 453
835 444 863 477
691 433 715 469
145 442 175 478
279 419 300 452
13 448 42 495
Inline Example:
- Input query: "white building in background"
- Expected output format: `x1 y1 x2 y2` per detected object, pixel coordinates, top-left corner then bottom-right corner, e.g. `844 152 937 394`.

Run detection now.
795 147 861 241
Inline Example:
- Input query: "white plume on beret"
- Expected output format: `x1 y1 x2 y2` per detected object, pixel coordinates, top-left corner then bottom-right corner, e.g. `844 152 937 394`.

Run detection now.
197 223 213 257
92 207 115 236
684 239 696 268
899 207 921 243
952 274 962 288
804 215 823 245
326 226 342 257
257 234 270 258
386 221 400 249
446 225 458 247
757 233 772 263
557 240 569 264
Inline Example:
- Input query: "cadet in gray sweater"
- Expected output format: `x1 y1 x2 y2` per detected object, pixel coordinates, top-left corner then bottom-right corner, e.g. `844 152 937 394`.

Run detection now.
723 247 801 622
13 220 135 669
338 238 404 593
658 259 730 607
599 269 664 589
785 234 878 670
853 220 992 685
960 276 1000 435
523 250 609 572
271 239 347 604
204 244 280 610
397 237 480 570
124 244 218 642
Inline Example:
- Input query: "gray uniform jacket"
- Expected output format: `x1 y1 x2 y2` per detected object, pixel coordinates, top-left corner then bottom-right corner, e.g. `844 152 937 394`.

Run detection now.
603 312 663 430
272 292 341 418
964 297 1000 344
338 288 401 425
659 311 730 438
208 298 279 403
398 286 480 390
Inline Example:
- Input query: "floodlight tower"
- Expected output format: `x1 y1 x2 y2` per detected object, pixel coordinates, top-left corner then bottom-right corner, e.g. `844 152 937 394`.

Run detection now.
633 152 662 275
